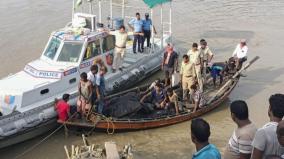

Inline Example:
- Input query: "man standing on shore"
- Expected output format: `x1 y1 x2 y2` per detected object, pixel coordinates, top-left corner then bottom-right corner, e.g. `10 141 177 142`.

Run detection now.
191 118 221 159
142 13 156 50
128 13 144 53
224 100 257 159
251 94 284 159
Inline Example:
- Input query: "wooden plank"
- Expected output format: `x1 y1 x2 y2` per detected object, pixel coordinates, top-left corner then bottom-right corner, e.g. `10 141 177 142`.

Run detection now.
105 142 120 159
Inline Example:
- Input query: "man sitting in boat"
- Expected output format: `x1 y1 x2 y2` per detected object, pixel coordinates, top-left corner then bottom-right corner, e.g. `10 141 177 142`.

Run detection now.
191 84 205 113
232 39 248 70
140 83 166 109
77 72 93 118
164 87 179 115
55 94 70 122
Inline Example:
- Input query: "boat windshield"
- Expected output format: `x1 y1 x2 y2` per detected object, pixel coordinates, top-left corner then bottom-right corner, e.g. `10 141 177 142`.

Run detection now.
43 37 61 60
57 42 83 63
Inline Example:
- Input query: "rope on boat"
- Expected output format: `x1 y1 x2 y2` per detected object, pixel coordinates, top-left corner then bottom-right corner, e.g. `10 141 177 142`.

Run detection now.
87 113 115 135
14 113 78 159
14 125 63 159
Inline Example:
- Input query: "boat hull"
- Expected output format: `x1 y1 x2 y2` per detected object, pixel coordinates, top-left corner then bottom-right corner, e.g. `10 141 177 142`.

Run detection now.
61 78 239 131
0 118 57 149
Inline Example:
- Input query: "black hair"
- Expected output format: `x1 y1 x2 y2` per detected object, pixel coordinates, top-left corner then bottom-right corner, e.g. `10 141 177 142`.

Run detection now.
62 94 70 102
192 43 198 48
190 84 197 90
200 39 207 46
156 82 162 88
90 64 98 71
230 100 249 120
136 12 140 16
191 118 210 143
80 72 87 80
269 94 284 118
166 87 173 93
183 54 189 59
119 25 125 30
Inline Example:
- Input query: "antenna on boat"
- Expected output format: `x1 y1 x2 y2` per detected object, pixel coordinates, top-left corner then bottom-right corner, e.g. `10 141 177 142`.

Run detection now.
150 8 155 53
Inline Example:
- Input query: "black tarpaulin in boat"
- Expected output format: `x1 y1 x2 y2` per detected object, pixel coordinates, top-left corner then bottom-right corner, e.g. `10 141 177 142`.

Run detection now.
104 92 144 118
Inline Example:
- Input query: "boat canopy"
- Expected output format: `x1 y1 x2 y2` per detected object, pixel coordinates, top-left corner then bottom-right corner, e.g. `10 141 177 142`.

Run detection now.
143 0 172 8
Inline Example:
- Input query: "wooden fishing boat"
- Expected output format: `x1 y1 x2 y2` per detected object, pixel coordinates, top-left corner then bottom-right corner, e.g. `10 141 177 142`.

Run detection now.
59 56 259 132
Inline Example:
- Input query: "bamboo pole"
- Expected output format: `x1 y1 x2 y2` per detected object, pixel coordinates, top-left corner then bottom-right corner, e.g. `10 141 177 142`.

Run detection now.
64 145 71 159
71 145 75 157
207 56 260 104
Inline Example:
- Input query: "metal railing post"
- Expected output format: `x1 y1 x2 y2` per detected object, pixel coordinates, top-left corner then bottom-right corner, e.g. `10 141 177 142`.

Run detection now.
99 0 102 23
169 1 172 43
110 0 113 20
89 0 93 14
72 0 75 21
160 4 164 49
150 9 155 53
122 0 125 19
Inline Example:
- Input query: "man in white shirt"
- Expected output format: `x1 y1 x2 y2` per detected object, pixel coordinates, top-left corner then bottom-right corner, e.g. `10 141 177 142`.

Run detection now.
109 25 132 73
251 94 284 159
199 39 214 85
87 65 99 104
232 39 248 70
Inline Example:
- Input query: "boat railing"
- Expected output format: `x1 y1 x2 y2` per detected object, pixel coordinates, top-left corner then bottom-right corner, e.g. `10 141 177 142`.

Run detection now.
73 0 173 50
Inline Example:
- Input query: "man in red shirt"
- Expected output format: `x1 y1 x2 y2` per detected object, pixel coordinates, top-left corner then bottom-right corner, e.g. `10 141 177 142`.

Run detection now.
55 94 70 122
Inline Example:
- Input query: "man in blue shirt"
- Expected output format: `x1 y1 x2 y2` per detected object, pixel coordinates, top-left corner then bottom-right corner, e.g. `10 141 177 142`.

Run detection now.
142 13 157 50
191 118 221 159
128 12 144 53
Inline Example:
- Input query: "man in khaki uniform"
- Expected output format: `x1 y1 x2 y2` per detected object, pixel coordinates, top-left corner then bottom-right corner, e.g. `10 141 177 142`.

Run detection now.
180 54 196 101
109 25 132 73
187 43 203 92
199 39 214 84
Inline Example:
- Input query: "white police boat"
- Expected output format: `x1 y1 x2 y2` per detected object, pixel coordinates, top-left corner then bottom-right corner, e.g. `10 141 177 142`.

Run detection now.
0 0 174 148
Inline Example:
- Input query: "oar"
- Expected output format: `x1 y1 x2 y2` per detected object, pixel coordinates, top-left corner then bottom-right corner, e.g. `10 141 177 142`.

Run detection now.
206 56 260 104
105 82 151 99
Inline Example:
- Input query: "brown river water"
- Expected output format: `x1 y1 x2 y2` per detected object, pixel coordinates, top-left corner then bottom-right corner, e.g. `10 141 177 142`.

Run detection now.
1 0 284 158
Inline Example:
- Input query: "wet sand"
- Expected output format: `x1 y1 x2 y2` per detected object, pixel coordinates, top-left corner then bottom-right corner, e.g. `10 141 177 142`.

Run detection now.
1 0 284 158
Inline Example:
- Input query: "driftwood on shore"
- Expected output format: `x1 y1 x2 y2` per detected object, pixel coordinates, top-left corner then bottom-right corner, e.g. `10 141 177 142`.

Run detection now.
64 134 133 159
